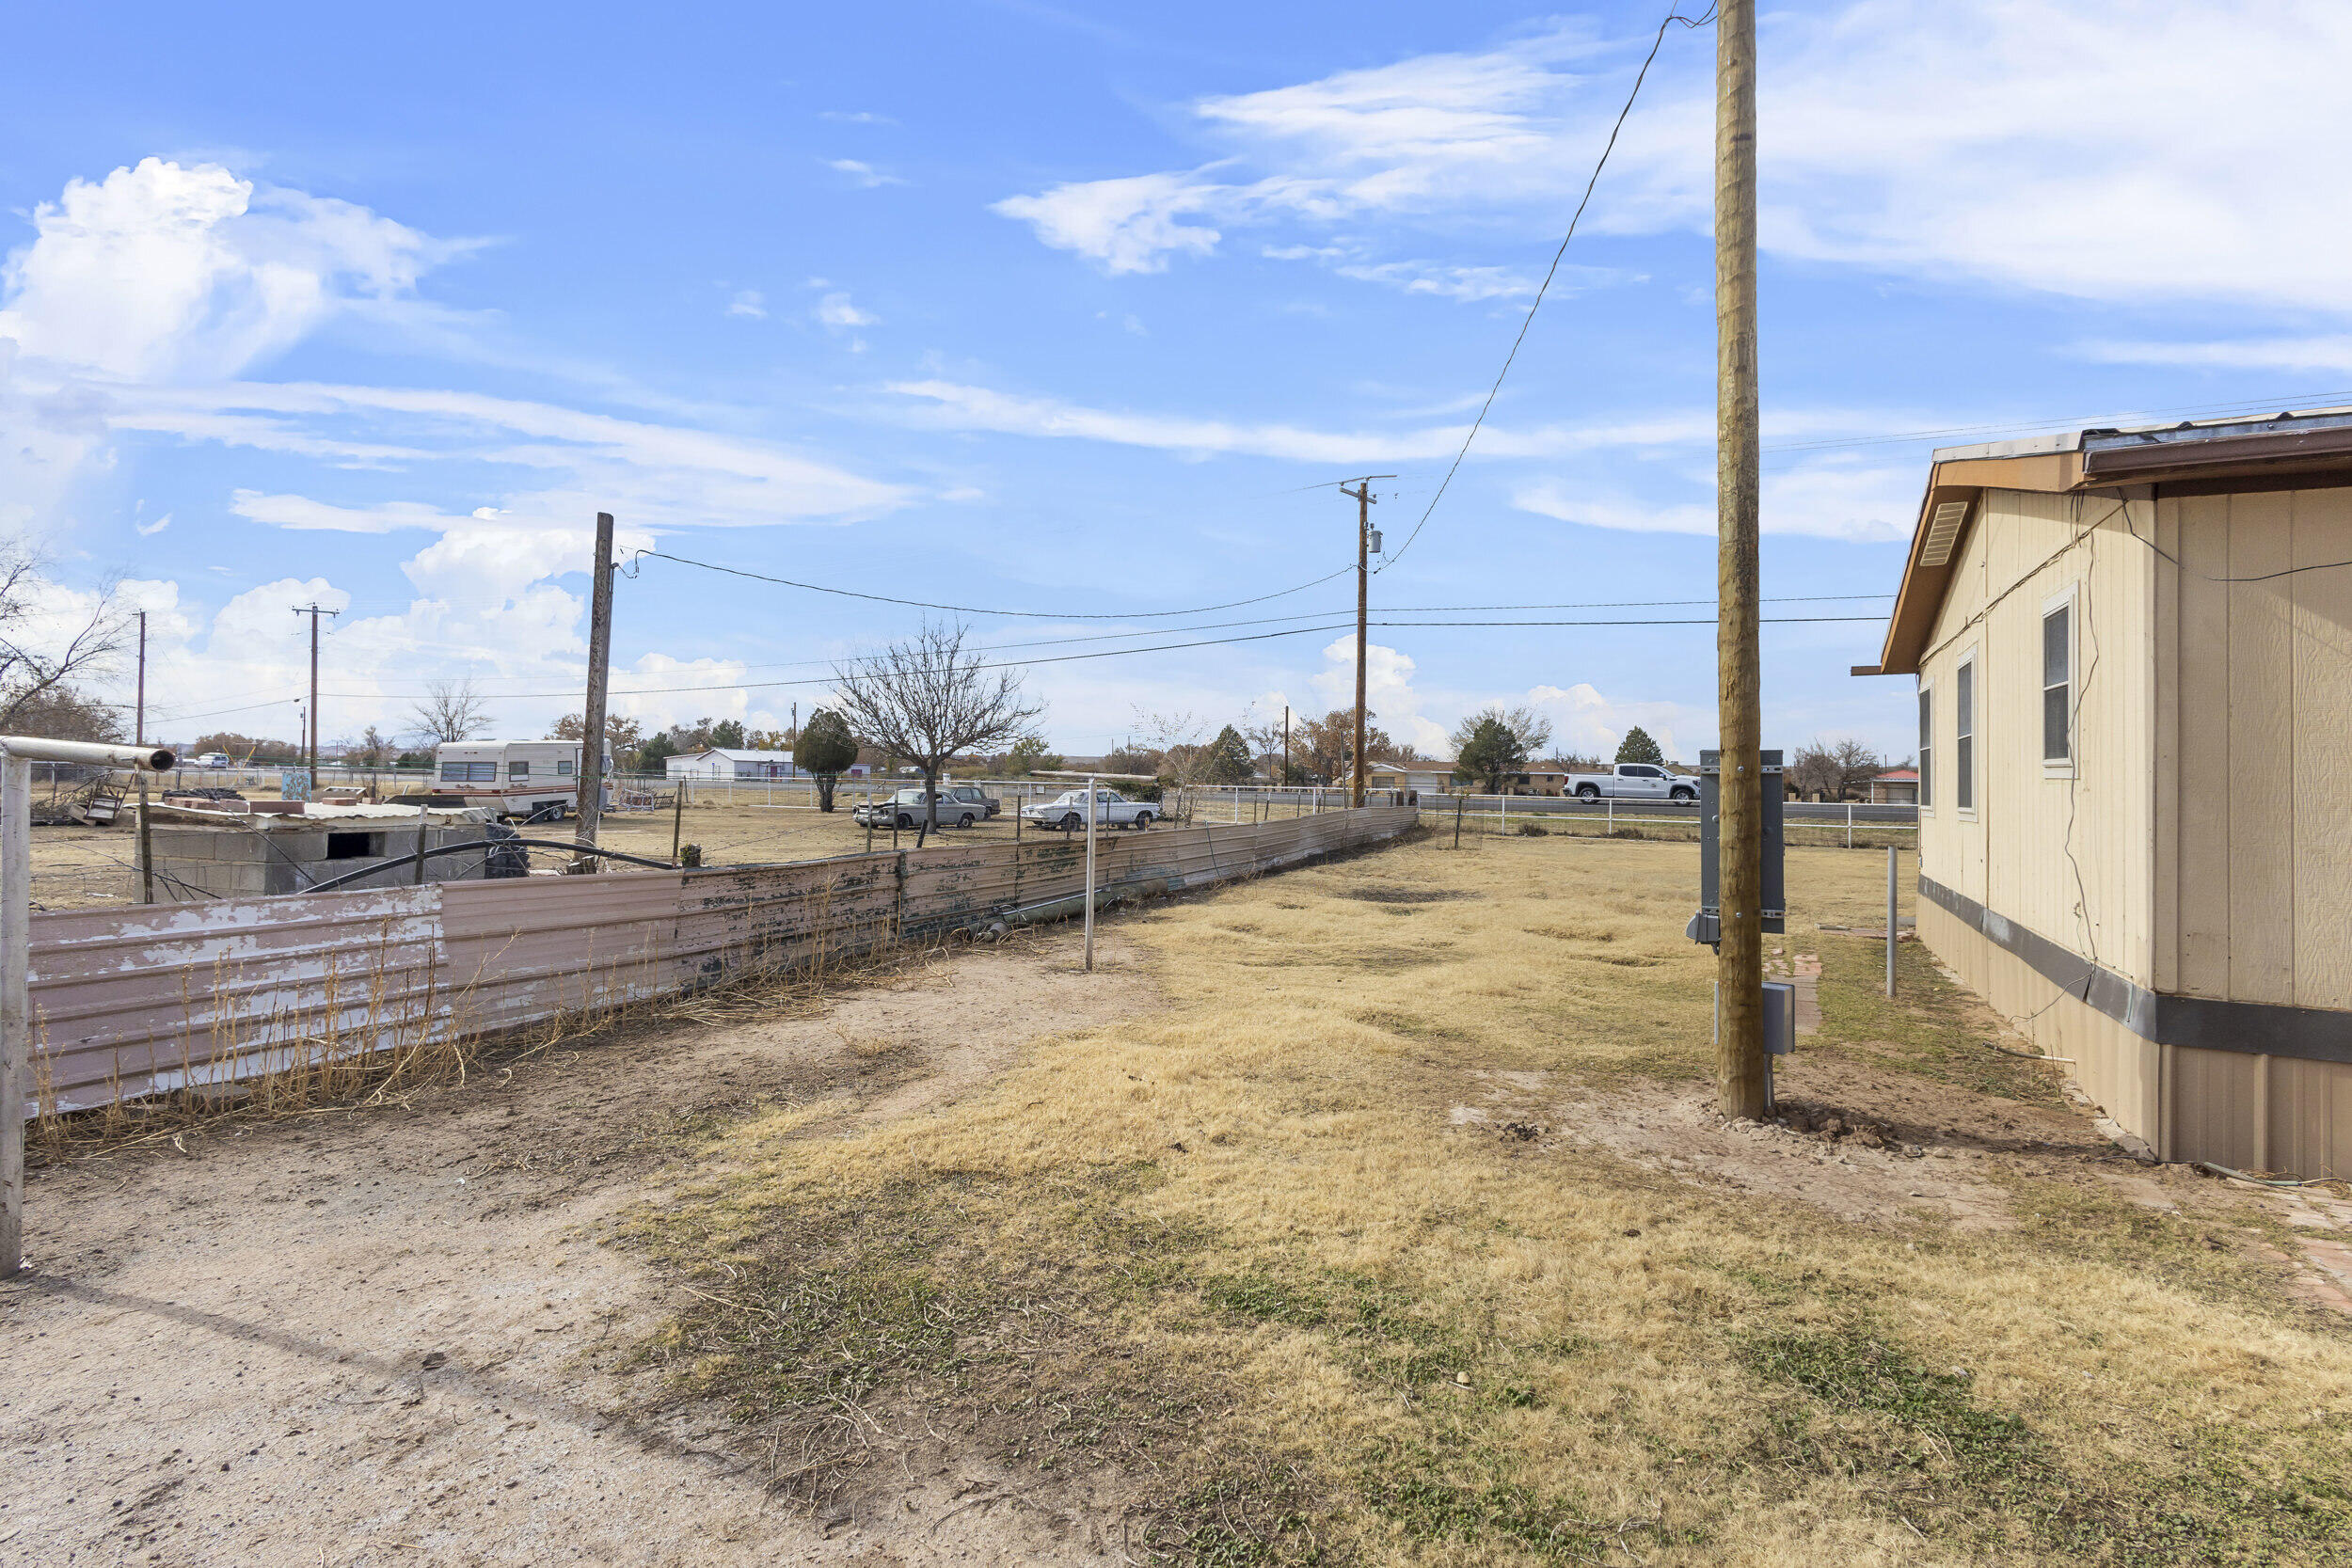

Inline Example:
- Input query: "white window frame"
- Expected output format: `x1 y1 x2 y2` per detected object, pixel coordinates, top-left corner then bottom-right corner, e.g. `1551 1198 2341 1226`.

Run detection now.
2041 584 2078 778
1916 677 1933 816
1954 646 1979 820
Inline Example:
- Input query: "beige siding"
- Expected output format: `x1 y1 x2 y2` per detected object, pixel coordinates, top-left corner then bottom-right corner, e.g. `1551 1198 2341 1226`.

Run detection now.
1915 487 2155 986
2155 485 2352 1009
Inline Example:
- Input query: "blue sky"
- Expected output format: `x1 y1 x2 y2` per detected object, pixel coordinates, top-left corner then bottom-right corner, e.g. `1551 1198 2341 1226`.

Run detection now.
4 1 2345 761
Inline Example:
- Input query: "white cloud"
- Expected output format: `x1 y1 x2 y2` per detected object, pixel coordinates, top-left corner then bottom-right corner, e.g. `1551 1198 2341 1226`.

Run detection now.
1331 261 1539 302
1520 682 1705 766
1309 637 1449 756
826 158 907 189
1513 458 1917 543
818 111 898 126
230 491 472 533
814 292 877 330
2074 337 2352 374
726 289 767 319
992 172 1226 276
135 511 171 537
992 3 2352 314
0 157 473 382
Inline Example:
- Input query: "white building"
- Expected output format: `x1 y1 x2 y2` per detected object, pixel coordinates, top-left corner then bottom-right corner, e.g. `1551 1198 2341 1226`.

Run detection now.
664 748 803 780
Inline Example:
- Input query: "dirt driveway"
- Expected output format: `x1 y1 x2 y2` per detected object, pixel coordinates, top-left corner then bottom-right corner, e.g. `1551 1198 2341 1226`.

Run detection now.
0 926 1157 1567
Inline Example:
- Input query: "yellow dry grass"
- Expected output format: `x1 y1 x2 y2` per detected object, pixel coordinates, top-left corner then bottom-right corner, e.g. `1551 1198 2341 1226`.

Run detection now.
633 831 2352 1563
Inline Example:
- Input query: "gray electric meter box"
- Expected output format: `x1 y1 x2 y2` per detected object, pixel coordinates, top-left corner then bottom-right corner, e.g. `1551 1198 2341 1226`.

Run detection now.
1687 748 1785 945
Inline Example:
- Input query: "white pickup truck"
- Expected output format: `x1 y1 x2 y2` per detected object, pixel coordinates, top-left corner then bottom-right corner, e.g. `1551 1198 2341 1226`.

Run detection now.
1021 787 1158 832
1565 763 1697 803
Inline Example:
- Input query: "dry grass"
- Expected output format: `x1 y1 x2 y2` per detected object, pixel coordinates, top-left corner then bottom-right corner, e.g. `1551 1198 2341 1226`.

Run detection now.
624 830 2352 1563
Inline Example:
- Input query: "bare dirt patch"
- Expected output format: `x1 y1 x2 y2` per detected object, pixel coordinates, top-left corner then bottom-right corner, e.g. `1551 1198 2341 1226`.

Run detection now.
0 926 1158 1567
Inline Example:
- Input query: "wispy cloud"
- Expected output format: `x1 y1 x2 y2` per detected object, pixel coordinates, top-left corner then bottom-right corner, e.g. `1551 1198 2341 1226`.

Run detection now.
725 289 767 319
2073 336 2352 374
992 2 2352 314
826 158 907 188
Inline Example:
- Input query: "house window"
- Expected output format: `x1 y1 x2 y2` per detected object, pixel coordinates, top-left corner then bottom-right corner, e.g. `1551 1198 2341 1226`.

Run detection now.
439 761 496 783
1917 686 1932 810
2042 599 2073 764
1955 655 1976 813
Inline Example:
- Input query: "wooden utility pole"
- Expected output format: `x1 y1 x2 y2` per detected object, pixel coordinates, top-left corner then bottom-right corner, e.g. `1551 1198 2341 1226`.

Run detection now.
292 603 339 785
1714 0 1768 1119
575 512 616 871
1338 477 1393 808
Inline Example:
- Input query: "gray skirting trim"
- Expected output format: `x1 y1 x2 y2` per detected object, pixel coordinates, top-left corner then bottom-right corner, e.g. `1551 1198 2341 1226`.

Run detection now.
1916 875 2352 1066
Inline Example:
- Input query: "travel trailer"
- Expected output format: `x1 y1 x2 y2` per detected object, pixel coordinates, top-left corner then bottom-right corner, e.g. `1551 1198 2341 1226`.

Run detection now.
434 739 612 819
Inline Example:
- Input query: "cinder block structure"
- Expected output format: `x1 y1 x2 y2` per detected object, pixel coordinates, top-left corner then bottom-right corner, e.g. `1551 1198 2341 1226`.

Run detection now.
141 803 505 901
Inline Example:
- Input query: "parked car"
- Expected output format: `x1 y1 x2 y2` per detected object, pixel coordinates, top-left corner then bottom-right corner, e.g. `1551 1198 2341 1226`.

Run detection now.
853 788 979 830
193 752 231 769
1564 763 1697 803
1021 787 1157 832
945 784 1001 818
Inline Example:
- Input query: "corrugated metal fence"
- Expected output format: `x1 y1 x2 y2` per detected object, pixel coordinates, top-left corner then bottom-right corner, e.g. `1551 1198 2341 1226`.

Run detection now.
25 804 1416 1116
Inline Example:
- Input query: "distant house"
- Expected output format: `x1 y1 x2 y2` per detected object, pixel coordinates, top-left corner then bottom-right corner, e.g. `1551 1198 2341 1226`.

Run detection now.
1869 767 1919 805
1367 762 1454 795
664 748 807 781
1855 407 2352 1176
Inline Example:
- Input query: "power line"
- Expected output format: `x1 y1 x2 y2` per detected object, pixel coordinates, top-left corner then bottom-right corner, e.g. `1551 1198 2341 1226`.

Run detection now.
630 548 1356 619
290 610 1882 705
1376 3 1718 575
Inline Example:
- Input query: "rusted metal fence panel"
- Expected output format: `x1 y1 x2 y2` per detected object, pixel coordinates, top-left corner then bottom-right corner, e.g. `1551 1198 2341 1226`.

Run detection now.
28 887 445 1115
23 805 1415 1115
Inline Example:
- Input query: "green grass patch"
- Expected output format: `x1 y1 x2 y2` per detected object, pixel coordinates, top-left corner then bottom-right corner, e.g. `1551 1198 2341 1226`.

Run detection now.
1812 931 2066 1103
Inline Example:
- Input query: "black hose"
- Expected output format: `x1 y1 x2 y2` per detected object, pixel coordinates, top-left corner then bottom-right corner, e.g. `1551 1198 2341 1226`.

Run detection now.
302 837 680 895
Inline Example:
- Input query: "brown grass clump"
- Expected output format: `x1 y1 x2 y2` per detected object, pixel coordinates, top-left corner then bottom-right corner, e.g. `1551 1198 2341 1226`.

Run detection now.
630 834 2352 1564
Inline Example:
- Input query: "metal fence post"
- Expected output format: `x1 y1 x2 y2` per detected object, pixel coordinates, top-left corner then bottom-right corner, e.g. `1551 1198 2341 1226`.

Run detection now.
1847 799 1854 849
2 755 27 1275
1885 843 1899 998
1084 773 1098 973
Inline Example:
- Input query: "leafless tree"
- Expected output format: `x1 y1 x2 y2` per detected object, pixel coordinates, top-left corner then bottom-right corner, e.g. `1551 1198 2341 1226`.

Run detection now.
1791 736 1883 800
831 622 1041 831
407 677 491 744
1132 707 1213 784
0 546 128 733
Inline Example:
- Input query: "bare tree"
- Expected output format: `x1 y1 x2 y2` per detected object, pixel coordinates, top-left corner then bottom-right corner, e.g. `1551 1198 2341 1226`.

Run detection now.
1791 736 1883 800
1132 708 1211 784
831 623 1041 831
407 678 491 744
0 547 128 733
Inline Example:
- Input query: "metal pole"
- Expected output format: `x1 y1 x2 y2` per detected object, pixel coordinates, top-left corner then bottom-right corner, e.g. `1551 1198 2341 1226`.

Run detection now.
2 755 27 1275
1084 773 1098 973
1453 793 1464 849
413 801 429 885
135 610 146 747
1713 0 1769 1120
574 511 615 871
672 784 685 865
136 775 154 904
1847 799 1853 849
1886 843 1899 998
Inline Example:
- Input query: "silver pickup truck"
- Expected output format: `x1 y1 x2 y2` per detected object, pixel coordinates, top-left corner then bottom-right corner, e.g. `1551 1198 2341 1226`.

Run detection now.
1564 763 1697 803
1021 787 1157 831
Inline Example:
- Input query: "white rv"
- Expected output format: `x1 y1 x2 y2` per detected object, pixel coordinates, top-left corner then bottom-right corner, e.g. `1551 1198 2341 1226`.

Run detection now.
434 739 612 820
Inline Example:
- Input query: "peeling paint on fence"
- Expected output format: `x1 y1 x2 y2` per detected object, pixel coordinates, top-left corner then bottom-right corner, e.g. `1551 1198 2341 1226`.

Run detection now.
22 805 1415 1115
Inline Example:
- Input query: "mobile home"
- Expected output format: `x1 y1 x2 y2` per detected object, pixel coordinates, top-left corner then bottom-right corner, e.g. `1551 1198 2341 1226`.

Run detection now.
1855 407 2352 1176
435 739 612 819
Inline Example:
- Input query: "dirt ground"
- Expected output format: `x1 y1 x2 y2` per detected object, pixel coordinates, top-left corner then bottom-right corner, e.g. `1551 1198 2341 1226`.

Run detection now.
8 832 2350 1566
1 926 1162 1566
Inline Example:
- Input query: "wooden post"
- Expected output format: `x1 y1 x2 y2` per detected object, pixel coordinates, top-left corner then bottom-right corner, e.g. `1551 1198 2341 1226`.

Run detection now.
136 774 154 904
672 784 685 865
1344 483 1372 808
1 754 27 1275
1453 793 1464 849
574 511 615 871
413 801 429 885
1714 0 1769 1120
1084 774 1098 972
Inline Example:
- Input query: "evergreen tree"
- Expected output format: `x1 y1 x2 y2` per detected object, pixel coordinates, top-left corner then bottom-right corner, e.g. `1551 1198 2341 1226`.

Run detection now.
793 708 860 811
1201 724 1253 784
1451 715 1527 794
1614 725 1665 767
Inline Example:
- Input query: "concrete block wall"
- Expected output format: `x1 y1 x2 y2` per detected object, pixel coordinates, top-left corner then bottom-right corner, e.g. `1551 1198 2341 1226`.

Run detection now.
139 822 494 902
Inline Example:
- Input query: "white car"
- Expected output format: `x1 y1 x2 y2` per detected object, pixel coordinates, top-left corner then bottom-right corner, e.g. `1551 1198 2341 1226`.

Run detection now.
195 752 231 769
1565 763 1697 803
1021 788 1157 831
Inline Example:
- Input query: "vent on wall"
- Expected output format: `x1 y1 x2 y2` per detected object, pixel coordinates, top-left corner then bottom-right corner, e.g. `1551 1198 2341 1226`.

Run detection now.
1918 499 1971 566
